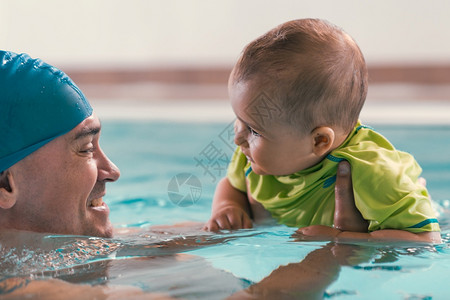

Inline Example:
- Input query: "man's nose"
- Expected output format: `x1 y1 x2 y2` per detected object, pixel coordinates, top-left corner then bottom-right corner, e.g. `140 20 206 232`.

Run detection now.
97 148 120 182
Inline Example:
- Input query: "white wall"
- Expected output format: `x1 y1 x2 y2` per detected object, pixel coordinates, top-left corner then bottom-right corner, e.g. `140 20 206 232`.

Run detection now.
1 0 450 68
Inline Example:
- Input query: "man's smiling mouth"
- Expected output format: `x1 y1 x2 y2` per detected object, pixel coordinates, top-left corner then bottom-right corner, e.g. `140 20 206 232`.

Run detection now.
89 198 104 207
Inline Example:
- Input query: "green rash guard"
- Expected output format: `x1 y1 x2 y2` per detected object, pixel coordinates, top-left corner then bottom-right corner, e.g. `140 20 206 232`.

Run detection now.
227 121 440 233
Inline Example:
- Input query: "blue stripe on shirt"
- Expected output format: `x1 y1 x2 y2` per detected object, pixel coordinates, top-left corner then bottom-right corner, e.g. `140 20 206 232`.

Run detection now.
245 167 252 177
323 175 336 188
407 218 439 229
326 154 345 163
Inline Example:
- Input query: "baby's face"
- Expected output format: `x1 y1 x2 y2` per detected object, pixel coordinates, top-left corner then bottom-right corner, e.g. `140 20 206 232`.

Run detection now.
229 80 320 176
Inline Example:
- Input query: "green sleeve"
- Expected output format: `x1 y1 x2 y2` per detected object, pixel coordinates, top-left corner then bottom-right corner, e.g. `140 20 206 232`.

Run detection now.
226 147 248 193
338 144 440 233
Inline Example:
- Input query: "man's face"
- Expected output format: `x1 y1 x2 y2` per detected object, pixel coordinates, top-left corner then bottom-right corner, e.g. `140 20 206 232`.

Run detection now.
7 113 120 237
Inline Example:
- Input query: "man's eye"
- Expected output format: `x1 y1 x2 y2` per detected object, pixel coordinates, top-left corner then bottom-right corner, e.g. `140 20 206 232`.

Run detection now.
80 144 95 154
80 148 94 154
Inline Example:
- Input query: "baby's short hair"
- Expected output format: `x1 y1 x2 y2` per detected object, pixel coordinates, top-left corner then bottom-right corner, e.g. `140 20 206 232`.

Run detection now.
231 18 368 134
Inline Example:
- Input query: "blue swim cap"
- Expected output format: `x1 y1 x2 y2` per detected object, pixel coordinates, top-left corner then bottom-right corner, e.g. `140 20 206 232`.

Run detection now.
0 50 93 172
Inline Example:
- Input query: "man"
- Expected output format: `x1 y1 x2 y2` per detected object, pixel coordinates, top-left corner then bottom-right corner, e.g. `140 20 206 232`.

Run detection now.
0 51 120 238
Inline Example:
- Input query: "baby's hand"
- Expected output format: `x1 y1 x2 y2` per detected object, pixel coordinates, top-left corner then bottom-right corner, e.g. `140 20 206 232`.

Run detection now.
203 205 253 231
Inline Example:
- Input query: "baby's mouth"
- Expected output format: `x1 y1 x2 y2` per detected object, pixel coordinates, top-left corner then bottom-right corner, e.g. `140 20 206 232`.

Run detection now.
242 150 253 163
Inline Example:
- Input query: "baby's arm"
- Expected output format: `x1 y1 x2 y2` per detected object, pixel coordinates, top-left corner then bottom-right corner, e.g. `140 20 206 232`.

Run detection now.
204 177 253 231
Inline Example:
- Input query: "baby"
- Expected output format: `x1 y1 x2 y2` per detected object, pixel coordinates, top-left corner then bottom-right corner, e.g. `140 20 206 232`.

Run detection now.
204 19 440 242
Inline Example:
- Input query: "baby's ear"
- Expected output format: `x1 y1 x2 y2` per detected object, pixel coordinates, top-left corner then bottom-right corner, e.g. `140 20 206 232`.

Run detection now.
0 171 18 209
311 127 335 157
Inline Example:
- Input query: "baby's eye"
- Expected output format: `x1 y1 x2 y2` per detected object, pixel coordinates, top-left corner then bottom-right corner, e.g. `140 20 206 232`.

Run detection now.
247 126 261 137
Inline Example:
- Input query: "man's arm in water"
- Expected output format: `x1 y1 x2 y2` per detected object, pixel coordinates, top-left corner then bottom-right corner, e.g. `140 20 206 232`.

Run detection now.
0 276 175 300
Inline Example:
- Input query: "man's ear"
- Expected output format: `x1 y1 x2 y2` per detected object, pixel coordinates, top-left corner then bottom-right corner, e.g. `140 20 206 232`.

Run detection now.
311 127 335 157
0 171 18 209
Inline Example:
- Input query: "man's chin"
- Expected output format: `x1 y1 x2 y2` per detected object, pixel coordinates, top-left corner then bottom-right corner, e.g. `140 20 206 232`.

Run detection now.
85 221 114 238
103 229 114 238
99 224 114 238
85 202 113 237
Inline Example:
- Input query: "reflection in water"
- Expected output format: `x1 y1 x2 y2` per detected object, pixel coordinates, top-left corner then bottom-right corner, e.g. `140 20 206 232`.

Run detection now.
0 228 259 277
0 217 449 299
0 228 259 299
1 236 119 276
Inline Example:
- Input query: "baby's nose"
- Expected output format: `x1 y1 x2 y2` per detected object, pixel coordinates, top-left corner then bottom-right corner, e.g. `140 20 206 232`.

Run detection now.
234 121 247 146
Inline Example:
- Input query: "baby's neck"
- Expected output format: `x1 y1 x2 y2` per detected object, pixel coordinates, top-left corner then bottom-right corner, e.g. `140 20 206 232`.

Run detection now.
329 127 352 153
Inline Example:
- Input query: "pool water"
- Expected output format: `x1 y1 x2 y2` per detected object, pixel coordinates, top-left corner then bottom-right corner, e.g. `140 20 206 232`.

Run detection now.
1 121 450 299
